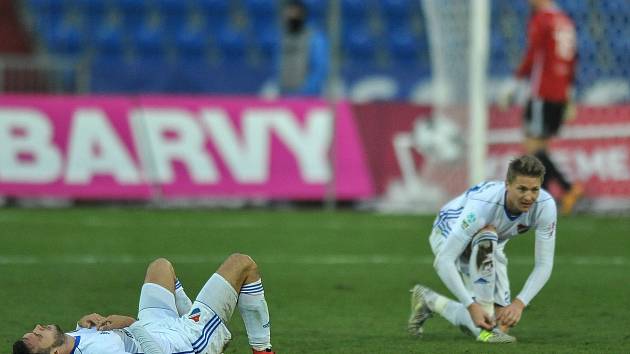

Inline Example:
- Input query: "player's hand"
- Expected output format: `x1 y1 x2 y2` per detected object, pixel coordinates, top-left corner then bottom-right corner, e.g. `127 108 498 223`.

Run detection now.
497 89 515 111
97 315 136 331
496 298 525 328
467 302 495 330
564 100 577 121
77 313 105 328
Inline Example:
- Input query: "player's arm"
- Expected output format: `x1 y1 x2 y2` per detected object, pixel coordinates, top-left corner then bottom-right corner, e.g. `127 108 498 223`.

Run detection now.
433 206 494 329
97 315 137 330
299 30 329 95
498 200 556 327
515 16 545 79
77 313 105 329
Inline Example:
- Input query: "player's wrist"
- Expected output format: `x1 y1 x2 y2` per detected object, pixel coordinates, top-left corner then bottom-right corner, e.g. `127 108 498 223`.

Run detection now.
513 298 526 310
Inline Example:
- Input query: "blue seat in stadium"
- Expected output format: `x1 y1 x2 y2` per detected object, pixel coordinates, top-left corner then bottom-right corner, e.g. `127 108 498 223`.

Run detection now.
175 27 206 61
255 28 279 63
45 24 84 59
387 29 418 64
171 28 210 93
245 0 278 34
133 26 166 62
599 0 630 17
114 0 148 34
90 26 132 93
342 0 369 29
557 0 588 20
28 0 65 33
343 27 377 65
75 0 107 38
216 28 248 64
156 0 189 34
198 0 230 34
380 0 412 31
301 0 328 27
203 62 271 94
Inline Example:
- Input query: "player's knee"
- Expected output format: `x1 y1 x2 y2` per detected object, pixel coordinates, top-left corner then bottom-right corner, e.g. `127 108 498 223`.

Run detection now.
148 258 173 272
226 253 257 273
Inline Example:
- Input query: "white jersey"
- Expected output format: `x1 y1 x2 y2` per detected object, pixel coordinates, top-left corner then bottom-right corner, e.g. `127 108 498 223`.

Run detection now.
67 327 142 354
431 180 557 307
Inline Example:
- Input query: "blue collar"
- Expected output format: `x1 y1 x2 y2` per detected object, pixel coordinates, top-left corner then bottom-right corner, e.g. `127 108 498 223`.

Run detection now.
503 191 522 221
69 336 80 354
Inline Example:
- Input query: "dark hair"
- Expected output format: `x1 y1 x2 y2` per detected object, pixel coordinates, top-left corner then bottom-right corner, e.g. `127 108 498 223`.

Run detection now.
13 340 32 354
506 155 546 183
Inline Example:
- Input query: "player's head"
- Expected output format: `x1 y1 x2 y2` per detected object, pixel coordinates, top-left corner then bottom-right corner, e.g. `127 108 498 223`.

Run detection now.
505 155 546 213
528 0 552 10
14 324 65 354
283 0 308 33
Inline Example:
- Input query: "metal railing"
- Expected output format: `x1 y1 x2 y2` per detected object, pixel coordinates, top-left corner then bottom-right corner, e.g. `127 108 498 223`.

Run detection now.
0 55 88 94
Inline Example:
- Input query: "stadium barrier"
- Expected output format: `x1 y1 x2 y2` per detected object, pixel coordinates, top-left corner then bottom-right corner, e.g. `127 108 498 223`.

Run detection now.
354 103 630 213
1 96 629 211
0 96 372 200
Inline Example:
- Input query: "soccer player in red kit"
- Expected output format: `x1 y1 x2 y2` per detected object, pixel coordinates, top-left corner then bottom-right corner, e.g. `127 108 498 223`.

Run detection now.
502 0 583 215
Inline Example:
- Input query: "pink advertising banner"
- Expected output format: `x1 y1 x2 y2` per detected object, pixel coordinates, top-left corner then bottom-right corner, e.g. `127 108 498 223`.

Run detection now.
0 95 374 200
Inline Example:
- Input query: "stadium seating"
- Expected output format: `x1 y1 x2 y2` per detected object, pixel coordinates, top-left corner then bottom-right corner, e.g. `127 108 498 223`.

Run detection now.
198 0 230 34
155 0 189 34
343 27 378 65
75 0 108 37
380 0 412 32
301 0 327 27
19 0 629 99
114 0 148 34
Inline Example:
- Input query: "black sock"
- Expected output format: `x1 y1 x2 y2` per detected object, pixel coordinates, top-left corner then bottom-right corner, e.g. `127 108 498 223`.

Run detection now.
534 150 572 191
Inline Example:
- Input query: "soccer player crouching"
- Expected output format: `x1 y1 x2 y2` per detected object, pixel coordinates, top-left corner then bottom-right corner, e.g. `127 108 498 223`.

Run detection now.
408 155 556 343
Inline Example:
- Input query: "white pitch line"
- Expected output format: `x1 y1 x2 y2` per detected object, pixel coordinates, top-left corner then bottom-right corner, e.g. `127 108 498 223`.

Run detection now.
0 215 418 231
0 255 627 266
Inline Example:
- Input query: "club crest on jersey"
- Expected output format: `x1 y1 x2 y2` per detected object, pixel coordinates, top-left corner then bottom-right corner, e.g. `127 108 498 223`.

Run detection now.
517 224 530 234
189 308 201 322
461 213 476 230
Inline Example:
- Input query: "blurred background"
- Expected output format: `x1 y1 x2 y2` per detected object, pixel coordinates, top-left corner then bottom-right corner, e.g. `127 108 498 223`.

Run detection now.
1 0 629 212
1 0 627 102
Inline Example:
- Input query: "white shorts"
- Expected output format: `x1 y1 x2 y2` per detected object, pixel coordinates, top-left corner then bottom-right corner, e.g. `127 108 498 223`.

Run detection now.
137 273 237 354
429 227 512 307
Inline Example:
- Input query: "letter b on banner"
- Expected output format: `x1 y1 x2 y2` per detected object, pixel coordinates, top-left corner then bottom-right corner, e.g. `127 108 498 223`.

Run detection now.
0 109 62 183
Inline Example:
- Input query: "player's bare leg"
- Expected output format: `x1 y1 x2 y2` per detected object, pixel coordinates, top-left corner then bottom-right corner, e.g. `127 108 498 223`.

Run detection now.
408 285 515 343
144 258 192 315
144 258 177 293
215 253 274 354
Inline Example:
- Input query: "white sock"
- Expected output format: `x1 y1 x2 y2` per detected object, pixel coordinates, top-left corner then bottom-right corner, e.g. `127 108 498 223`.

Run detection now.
175 278 192 316
238 279 271 351
425 289 481 337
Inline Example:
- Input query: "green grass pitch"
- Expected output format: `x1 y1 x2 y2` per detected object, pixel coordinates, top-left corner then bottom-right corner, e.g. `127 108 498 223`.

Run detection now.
1 208 629 353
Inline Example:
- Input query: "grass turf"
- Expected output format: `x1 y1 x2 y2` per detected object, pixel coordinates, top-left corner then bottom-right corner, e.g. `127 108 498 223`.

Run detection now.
1 208 629 353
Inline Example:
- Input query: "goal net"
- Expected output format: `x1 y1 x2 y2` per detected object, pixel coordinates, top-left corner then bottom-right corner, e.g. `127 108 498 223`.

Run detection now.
377 0 490 213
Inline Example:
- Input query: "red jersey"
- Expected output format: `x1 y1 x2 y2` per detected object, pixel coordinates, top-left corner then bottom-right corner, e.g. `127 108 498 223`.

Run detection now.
515 4 576 102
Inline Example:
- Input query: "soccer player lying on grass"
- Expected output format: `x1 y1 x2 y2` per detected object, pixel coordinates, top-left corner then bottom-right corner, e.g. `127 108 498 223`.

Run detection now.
14 253 275 354
408 155 556 343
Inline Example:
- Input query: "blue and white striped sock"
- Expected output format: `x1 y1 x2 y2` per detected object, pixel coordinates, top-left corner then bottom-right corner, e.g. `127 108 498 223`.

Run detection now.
175 278 192 316
239 279 271 351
